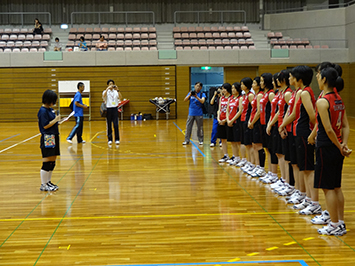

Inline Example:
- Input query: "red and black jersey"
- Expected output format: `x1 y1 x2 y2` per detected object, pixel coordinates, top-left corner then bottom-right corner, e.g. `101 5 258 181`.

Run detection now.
219 95 230 121
286 88 301 132
249 91 263 123
317 92 345 147
228 95 240 123
293 86 316 137
278 87 293 127
241 91 254 122
259 89 274 125
270 91 279 122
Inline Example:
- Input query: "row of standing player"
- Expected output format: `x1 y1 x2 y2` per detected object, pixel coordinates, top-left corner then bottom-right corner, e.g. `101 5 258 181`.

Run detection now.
37 79 122 192
214 63 351 236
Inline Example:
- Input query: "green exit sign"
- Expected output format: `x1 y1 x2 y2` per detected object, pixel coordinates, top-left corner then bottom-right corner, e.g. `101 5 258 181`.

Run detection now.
201 66 211 70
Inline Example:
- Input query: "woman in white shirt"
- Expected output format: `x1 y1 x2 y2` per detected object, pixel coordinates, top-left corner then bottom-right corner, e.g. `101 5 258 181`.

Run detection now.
102 79 122 144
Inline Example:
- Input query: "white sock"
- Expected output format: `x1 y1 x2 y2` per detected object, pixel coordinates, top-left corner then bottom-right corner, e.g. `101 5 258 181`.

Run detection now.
339 220 345 224
40 170 49 185
305 197 311 202
311 201 319 206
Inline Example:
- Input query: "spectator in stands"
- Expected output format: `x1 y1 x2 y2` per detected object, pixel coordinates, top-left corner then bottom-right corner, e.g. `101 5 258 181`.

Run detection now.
96 35 108 51
79 36 88 51
54 37 61 51
33 18 43 34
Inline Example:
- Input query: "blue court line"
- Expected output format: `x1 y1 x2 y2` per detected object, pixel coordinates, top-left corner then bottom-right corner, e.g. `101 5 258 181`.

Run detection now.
173 122 206 157
106 260 308 266
0 134 20 143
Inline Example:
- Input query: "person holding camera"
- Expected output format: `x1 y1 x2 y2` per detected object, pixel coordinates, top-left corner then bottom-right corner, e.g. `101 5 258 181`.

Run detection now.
183 82 206 145
102 79 122 145
209 87 222 147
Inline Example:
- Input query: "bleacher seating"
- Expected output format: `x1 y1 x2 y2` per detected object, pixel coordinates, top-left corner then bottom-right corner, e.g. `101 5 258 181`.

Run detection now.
0 28 52 52
267 31 330 49
173 25 255 50
66 26 157 51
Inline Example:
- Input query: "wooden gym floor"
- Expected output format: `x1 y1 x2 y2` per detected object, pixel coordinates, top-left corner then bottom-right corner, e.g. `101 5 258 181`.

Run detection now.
0 117 355 266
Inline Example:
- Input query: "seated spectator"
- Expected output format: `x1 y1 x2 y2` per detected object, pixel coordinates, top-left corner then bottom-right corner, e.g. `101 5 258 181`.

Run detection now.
79 36 88 51
96 35 108 51
33 18 44 34
54 37 61 51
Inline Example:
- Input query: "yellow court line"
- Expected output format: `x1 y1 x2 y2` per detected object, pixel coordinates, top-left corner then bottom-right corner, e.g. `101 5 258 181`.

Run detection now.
266 246 279 251
3 209 355 223
247 252 259 256
0 211 300 222
303 237 314 241
227 258 241 262
284 242 297 246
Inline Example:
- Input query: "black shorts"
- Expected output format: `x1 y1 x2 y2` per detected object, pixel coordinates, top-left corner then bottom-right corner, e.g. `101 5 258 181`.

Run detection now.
295 136 315 171
262 125 271 149
239 121 244 144
217 123 228 139
40 134 60 158
282 136 290 161
314 144 344 189
227 122 241 142
242 121 252 146
252 120 263 144
288 133 298 165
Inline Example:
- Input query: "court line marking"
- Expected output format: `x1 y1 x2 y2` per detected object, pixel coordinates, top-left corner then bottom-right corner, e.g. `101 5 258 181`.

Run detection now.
0 134 20 143
33 152 104 265
0 211 301 222
104 260 309 266
173 122 206 157
0 155 83 248
0 133 40 154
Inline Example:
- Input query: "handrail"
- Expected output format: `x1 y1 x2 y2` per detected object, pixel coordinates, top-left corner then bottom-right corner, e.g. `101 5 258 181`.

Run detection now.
174 10 247 26
265 0 355 14
70 11 155 28
0 12 51 28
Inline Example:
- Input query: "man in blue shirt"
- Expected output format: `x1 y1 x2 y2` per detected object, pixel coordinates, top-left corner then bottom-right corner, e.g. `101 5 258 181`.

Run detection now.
67 82 88 144
183 82 206 145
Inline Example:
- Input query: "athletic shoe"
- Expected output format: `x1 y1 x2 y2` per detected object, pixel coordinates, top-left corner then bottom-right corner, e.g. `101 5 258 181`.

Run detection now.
249 166 260 177
219 143 222 147
47 181 59 191
299 204 322 215
246 164 255 175
293 199 310 210
115 141 120 144
66 139 73 144
241 163 253 173
318 223 344 236
260 173 278 184
210 143 216 147
182 141 189 145
108 141 113 145
287 192 306 205
286 189 298 200
229 157 241 166
311 210 331 225
40 184 56 192
255 167 266 177
199 142 203 145
236 158 247 167
247 165 258 176
219 155 229 163
226 156 236 164
277 184 295 196
270 178 285 189
79 140 86 144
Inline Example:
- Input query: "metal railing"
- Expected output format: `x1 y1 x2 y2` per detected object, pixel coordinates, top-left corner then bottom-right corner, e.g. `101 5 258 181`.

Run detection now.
174 10 247 26
265 0 355 14
0 12 51 27
70 11 155 28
